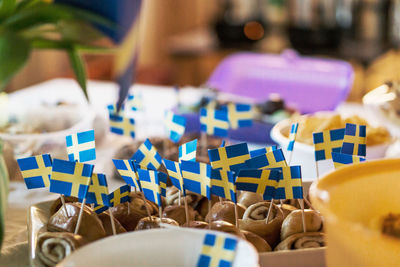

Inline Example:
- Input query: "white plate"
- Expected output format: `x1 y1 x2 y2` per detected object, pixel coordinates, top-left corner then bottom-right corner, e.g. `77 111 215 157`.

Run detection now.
57 228 259 267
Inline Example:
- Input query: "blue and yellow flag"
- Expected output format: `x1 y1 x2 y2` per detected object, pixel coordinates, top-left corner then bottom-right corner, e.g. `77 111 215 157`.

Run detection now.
66 129 96 162
50 159 94 199
85 173 109 206
109 113 135 138
273 166 303 200
132 139 162 170
107 103 125 116
197 233 238 267
17 154 52 189
108 185 131 207
210 169 236 203
200 107 229 137
93 204 109 214
249 145 277 158
245 149 287 169
332 152 366 169
287 123 299 152
208 143 250 173
313 128 345 161
165 111 186 143
180 160 211 199
137 168 163 206
163 159 185 195
179 139 197 163
112 159 141 189
222 102 254 129
127 91 143 111
341 123 367 157
236 169 280 200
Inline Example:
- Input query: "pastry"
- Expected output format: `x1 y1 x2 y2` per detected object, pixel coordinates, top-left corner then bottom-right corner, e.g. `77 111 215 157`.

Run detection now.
97 212 127 236
166 186 202 207
280 204 298 219
281 209 323 241
162 205 202 225
47 203 106 242
182 221 209 229
205 201 245 225
239 201 284 248
209 220 245 238
109 192 159 231
275 232 325 251
241 230 272 253
196 195 219 218
36 232 88 266
135 216 179 230
238 192 263 208
49 196 80 216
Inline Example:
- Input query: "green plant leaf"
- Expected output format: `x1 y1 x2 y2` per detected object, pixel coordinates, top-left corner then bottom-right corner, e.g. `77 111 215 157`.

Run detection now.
0 32 30 90
0 0 16 19
30 38 112 54
15 0 42 11
68 47 88 99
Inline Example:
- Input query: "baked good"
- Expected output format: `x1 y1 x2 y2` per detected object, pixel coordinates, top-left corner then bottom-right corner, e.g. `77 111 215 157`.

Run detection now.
275 232 325 251
205 201 245 225
241 230 272 253
280 209 323 241
135 216 179 230
162 205 202 225
209 220 245 238
97 212 127 236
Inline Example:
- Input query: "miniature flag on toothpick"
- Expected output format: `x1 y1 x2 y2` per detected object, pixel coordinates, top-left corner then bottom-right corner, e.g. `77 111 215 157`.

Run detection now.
332 152 366 169
286 123 299 165
127 91 143 111
137 169 164 207
109 113 135 138
200 107 229 137
272 166 303 200
208 143 250 173
85 173 109 206
180 160 212 199
113 159 141 189
17 154 52 189
236 169 280 200
107 103 125 116
164 111 186 143
245 149 287 169
313 128 345 161
249 145 277 158
163 159 185 194
197 233 238 267
93 204 109 214
210 169 236 203
341 123 367 157
131 139 162 170
223 102 254 129
66 130 96 162
179 139 197 162
108 185 131 207
50 159 94 199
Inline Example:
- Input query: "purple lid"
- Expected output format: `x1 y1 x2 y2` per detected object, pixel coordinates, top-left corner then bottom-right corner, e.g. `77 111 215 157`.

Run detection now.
207 50 354 114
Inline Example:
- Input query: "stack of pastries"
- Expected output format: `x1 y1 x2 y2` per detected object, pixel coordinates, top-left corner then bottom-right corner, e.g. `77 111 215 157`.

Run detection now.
37 135 325 266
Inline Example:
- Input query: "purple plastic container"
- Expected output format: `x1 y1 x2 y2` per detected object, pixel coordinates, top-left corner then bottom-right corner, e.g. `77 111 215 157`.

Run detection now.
207 50 354 114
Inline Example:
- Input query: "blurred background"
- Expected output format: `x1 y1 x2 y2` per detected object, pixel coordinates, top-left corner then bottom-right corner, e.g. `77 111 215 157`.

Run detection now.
5 0 400 102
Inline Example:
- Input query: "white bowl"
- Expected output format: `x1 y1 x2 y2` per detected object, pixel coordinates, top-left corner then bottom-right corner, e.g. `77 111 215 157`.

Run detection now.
57 228 259 267
270 118 390 180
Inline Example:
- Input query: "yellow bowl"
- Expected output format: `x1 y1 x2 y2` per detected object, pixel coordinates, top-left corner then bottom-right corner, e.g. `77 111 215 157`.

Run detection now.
310 159 400 267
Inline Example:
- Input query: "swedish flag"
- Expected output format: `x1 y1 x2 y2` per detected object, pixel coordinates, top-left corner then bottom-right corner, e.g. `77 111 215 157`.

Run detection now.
85 173 109 206
200 107 229 137
107 103 125 116
210 169 236 203
127 91 143 111
137 168 163 206
249 145 277 158
341 123 367 157
93 204 109 214
180 160 211 199
131 139 162 171
332 152 366 169
222 102 254 129
245 149 287 169
236 169 280 200
113 159 141 189
50 159 94 199
163 159 185 195
108 185 131 207
197 233 238 267
208 143 250 173
165 111 186 143
17 154 52 189
179 139 197 163
158 171 168 198
273 166 303 200
66 129 96 162
109 112 135 138
313 128 345 161
287 123 299 152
